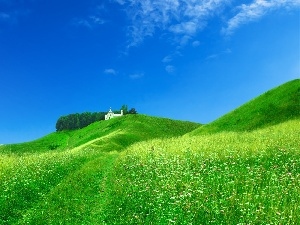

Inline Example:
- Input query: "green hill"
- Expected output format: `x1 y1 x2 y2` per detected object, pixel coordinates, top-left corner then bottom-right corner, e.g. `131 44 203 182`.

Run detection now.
0 80 299 224
0 115 200 224
190 79 300 135
105 119 300 224
0 114 200 154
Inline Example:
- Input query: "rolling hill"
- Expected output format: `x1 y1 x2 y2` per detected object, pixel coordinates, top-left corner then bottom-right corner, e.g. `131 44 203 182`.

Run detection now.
190 79 300 135
0 115 200 224
0 79 299 224
0 114 200 155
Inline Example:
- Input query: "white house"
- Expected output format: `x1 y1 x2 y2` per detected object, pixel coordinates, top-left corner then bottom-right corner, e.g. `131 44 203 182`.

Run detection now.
105 108 123 120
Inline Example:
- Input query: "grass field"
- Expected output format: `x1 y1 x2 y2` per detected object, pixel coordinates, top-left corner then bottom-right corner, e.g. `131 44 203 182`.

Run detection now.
0 115 200 224
0 79 299 224
104 119 300 224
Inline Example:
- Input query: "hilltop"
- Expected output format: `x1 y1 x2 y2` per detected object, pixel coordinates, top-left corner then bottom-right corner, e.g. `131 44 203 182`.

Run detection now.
0 114 200 224
0 114 200 154
190 79 300 135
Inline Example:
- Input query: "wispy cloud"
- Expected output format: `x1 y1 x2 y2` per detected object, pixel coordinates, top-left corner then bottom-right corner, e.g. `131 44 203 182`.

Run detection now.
115 0 229 48
114 0 126 5
0 0 32 24
0 9 30 25
129 72 144 79
104 69 117 75
192 40 201 47
90 16 106 25
222 0 300 36
115 0 300 46
206 48 232 60
165 65 176 74
111 0 299 72
162 55 173 63
73 16 106 29
161 51 182 73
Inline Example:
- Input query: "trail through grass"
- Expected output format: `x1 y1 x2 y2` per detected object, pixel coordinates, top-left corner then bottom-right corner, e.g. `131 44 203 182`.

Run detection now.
20 151 119 225
0 115 199 224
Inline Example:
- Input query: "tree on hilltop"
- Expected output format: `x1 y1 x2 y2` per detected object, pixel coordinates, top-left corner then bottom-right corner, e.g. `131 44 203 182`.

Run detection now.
128 108 137 114
55 112 106 131
120 105 128 114
120 104 137 114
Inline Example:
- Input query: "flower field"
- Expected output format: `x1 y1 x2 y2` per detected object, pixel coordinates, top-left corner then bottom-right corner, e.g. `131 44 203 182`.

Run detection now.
0 119 299 224
0 77 299 224
0 115 200 224
104 119 300 224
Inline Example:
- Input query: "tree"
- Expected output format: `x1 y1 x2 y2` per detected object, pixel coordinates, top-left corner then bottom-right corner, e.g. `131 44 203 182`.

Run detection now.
120 104 128 114
128 108 137 114
55 111 107 131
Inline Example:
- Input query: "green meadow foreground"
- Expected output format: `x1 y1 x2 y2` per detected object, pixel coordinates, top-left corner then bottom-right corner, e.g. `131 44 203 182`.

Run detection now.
0 79 299 224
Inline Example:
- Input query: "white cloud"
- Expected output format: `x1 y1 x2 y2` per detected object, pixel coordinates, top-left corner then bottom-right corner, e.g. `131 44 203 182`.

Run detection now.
162 55 173 63
74 19 92 29
192 40 201 47
114 0 126 5
115 0 229 47
169 21 198 35
89 16 106 25
162 51 182 64
223 0 300 36
179 35 192 47
206 53 219 60
116 0 300 46
165 65 175 74
104 69 117 75
129 72 144 79
0 9 30 24
73 16 106 29
206 48 232 60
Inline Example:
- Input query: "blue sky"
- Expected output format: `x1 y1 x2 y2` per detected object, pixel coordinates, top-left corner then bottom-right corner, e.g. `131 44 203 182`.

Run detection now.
0 0 299 144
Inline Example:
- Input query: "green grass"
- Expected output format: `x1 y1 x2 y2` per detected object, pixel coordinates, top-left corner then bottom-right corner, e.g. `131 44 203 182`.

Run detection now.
0 79 299 224
191 79 300 135
0 114 200 154
19 151 119 225
104 119 300 224
0 115 199 224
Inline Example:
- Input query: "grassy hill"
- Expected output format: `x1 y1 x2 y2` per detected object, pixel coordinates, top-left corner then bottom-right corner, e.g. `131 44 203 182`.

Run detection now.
0 115 200 224
106 119 300 224
190 79 300 135
0 114 200 154
0 79 299 224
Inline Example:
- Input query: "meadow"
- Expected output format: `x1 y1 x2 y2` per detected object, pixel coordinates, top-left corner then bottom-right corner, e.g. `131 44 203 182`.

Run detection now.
103 119 300 224
0 79 299 224
0 115 199 224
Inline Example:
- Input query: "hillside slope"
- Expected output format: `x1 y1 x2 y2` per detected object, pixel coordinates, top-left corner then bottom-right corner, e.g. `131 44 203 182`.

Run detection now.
0 115 200 224
190 79 300 135
0 114 200 154
104 119 300 224
1 82 299 224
